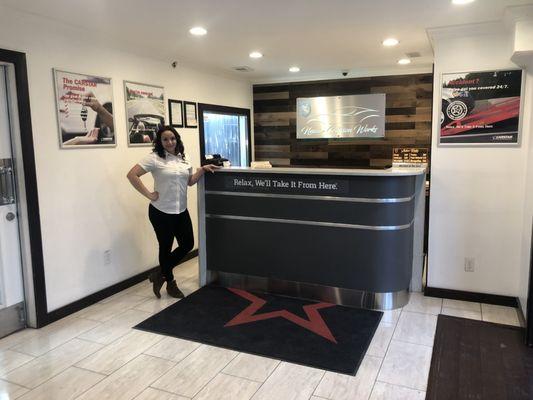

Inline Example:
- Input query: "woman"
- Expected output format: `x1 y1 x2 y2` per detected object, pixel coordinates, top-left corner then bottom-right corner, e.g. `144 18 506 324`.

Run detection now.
127 126 218 298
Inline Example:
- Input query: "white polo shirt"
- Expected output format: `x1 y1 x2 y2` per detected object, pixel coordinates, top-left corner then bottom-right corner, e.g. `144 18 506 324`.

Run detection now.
138 151 193 214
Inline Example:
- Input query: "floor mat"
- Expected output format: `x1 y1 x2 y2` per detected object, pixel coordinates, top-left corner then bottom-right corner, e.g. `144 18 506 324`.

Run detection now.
135 285 382 375
427 314 533 400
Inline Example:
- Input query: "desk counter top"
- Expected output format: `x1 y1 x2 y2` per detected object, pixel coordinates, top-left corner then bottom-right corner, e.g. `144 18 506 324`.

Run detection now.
215 166 426 177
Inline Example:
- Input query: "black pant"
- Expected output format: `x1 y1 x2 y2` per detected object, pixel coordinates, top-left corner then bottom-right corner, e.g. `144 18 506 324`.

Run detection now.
148 204 194 282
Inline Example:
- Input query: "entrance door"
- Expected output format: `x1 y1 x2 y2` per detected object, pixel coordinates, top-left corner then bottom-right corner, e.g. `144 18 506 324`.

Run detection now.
0 64 26 337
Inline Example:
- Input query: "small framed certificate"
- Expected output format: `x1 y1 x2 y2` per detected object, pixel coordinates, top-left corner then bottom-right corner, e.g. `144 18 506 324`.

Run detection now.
168 99 183 128
184 101 198 128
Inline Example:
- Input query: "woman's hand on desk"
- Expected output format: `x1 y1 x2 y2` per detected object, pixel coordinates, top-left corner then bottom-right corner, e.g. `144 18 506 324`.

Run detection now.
202 164 220 173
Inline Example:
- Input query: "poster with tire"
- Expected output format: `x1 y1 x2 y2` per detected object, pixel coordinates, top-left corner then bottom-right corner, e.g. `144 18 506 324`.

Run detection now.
440 69 523 145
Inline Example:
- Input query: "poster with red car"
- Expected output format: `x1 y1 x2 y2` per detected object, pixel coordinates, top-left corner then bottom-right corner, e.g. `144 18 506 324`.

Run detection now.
440 69 523 145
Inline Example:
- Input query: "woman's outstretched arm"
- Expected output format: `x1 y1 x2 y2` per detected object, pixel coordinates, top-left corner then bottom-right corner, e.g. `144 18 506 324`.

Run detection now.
188 164 219 186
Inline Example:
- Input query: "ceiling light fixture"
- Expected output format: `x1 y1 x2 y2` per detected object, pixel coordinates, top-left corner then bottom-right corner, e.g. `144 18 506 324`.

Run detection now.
382 38 399 47
289 66 300 72
451 0 475 4
398 58 411 65
189 27 207 36
249 52 263 59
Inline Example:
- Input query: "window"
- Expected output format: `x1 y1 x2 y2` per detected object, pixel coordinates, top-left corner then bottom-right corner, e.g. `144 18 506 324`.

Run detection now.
198 104 251 167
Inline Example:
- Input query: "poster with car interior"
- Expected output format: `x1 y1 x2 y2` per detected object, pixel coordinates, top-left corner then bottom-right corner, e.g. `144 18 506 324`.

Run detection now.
440 69 523 145
124 81 165 146
53 69 115 148
296 94 385 139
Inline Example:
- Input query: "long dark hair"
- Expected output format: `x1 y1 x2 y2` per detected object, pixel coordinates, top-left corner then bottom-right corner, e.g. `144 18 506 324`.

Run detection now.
153 125 185 158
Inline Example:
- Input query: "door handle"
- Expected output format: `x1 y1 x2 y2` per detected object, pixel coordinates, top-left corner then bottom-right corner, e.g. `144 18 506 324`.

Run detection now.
5 212 15 221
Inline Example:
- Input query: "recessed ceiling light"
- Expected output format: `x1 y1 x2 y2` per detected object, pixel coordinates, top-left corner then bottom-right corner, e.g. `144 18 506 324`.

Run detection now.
398 58 411 65
289 66 300 72
452 0 475 4
249 52 263 59
382 38 399 47
189 27 207 36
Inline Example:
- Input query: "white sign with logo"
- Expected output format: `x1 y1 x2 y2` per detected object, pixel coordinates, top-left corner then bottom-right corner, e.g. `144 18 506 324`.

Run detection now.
296 94 385 139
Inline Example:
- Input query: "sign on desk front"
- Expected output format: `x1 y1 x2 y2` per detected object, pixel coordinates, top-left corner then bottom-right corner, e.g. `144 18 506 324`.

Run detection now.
224 175 349 195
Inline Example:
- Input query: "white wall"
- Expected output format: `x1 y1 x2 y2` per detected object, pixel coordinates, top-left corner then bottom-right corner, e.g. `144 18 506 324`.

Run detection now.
0 6 253 312
428 23 531 297
519 70 533 314
510 9 533 315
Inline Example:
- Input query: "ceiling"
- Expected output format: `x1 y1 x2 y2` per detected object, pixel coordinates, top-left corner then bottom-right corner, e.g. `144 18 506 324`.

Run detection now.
3 0 532 82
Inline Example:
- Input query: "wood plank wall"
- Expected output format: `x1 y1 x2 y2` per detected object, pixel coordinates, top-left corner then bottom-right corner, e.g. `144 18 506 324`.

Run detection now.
253 73 433 168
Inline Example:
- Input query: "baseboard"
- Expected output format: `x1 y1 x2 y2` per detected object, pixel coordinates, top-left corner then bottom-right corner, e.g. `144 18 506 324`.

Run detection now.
424 286 518 308
42 250 199 327
516 302 527 330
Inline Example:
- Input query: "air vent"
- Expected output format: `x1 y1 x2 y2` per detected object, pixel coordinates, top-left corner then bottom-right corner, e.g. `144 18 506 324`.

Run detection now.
405 52 421 58
233 66 254 72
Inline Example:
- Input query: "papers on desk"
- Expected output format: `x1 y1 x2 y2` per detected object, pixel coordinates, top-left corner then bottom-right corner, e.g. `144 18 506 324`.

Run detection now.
251 161 272 169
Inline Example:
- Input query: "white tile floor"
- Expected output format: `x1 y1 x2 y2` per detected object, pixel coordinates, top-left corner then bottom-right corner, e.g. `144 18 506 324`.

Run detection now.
0 257 522 400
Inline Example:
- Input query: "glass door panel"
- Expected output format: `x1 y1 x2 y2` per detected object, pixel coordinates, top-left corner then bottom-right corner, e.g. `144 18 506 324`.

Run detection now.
199 104 251 167
0 64 26 337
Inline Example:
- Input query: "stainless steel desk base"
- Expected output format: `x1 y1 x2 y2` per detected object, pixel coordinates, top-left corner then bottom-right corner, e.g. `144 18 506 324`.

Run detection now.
210 271 409 311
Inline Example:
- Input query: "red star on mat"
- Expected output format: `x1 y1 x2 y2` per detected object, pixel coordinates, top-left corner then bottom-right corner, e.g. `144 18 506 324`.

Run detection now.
224 288 338 344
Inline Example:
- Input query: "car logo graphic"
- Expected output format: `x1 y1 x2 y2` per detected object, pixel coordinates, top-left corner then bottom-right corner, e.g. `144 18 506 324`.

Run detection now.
299 100 312 117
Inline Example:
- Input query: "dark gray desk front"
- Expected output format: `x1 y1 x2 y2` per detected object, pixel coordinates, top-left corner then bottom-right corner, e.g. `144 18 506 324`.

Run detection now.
198 168 425 310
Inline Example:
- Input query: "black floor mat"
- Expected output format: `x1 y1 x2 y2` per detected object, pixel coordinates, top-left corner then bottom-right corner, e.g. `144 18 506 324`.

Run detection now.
427 315 533 400
135 285 382 375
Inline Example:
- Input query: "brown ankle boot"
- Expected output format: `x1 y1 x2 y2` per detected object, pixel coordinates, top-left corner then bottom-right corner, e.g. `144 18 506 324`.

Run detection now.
166 280 184 298
148 269 165 298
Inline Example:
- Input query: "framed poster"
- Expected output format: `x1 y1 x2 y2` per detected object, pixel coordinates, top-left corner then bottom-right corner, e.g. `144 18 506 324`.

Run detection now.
168 99 183 128
53 69 115 148
124 81 165 146
184 101 198 128
440 69 523 145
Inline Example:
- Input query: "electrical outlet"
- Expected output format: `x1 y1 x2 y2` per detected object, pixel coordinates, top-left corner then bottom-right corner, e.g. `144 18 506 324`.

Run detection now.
104 250 112 265
464 257 475 272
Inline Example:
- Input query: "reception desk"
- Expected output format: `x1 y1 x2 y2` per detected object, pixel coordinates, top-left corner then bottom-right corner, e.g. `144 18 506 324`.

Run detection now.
197 166 426 310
